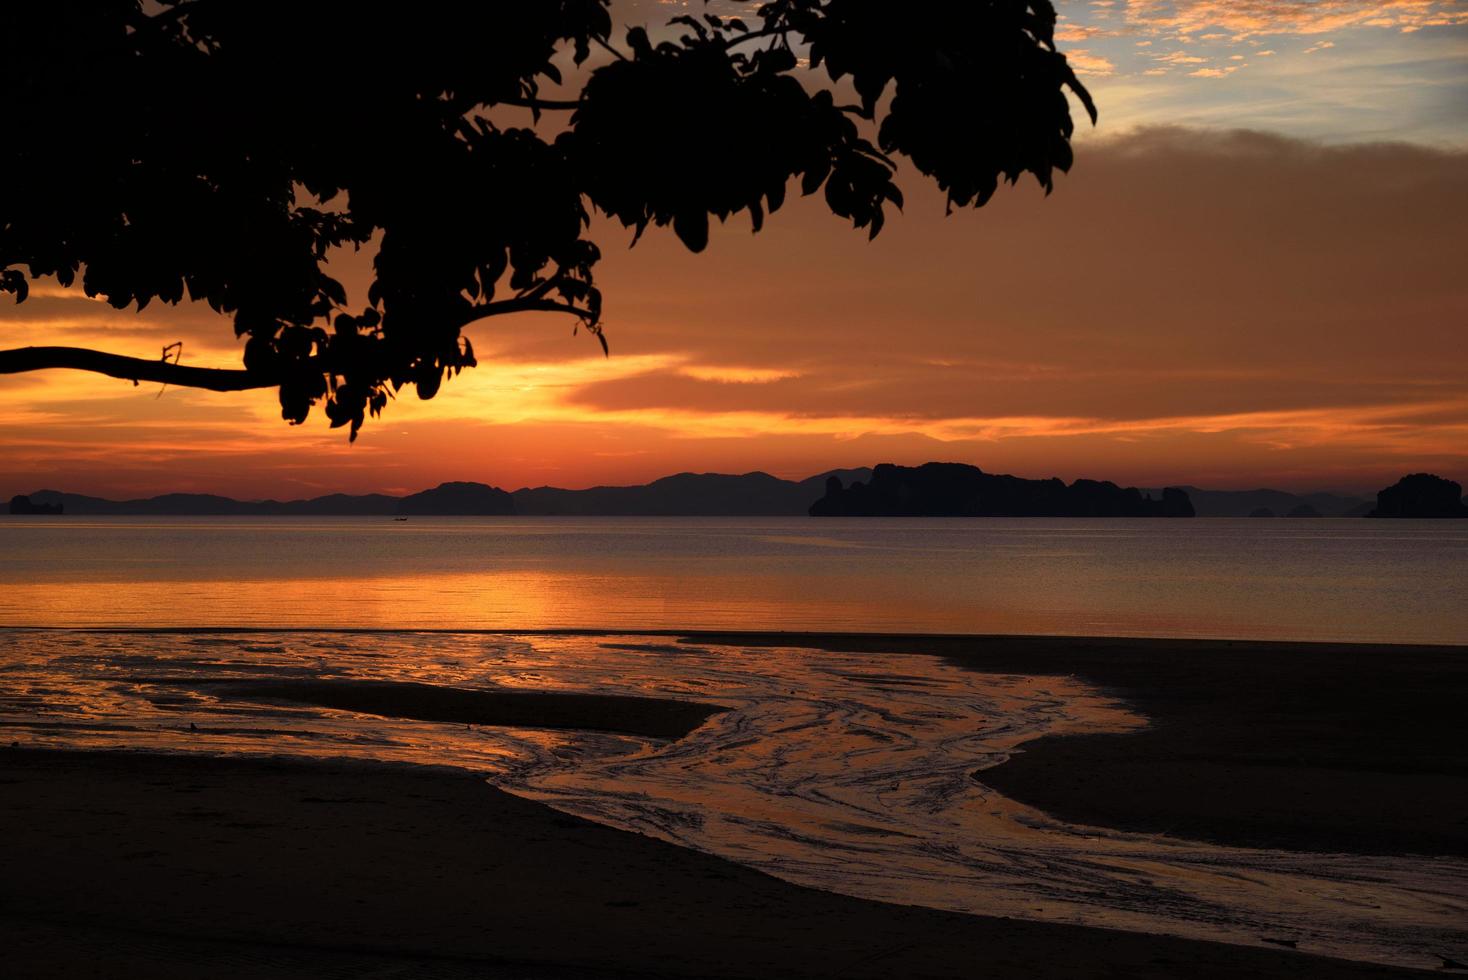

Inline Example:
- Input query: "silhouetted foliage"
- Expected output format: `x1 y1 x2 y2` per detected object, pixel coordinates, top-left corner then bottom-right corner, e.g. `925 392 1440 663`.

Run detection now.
0 1 1094 438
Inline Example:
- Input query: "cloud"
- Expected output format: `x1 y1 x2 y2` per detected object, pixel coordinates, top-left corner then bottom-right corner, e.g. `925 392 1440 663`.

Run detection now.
1066 49 1119 75
3 127 1465 496
1119 0 1468 39
1049 0 1468 144
1057 24 1114 42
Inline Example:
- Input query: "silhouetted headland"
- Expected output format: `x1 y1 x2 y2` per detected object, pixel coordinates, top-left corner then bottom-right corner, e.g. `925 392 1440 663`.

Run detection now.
1367 473 1468 518
7 494 62 515
810 463 1194 517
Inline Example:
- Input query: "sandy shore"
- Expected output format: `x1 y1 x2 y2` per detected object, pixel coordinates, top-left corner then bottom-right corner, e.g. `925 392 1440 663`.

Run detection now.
152 677 729 740
0 747 1435 979
3 631 1465 977
694 633 1468 857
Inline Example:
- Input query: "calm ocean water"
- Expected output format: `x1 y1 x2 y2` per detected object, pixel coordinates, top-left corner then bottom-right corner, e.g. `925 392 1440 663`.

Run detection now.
1 516 1464 641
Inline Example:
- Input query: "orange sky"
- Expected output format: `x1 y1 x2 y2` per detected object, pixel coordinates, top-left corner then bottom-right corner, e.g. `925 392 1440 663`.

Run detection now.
3 7 1467 499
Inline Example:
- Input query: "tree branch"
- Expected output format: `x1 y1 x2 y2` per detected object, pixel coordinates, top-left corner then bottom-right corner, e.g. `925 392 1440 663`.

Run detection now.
724 26 790 51
593 35 629 62
0 346 277 392
455 296 596 327
494 95 582 112
0 302 598 393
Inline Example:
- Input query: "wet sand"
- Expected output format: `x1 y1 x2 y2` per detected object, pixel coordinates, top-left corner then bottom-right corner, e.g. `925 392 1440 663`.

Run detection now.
691 633 1468 857
150 677 729 740
0 748 1433 979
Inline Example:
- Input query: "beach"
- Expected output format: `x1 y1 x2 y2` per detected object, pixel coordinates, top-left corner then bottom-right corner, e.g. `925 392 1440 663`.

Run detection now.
3 2 1465 972
699 633 1468 857
3 632 1465 977
0 748 1439 980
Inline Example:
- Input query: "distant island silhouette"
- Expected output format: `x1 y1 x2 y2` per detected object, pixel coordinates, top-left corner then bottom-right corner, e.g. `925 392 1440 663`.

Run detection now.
7 494 62 515
809 463 1194 517
12 470 872 518
10 467 1459 519
1145 487 1370 518
397 482 515 516
1367 473 1468 518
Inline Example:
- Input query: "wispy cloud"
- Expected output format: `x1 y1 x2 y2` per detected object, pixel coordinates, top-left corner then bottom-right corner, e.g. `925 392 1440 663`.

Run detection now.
1053 0 1468 142
1067 49 1119 75
4 125 1465 497
1120 0 1468 38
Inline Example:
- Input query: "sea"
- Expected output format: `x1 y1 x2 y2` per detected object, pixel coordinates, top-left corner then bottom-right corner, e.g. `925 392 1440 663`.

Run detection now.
1 515 1464 640
1 516 1465 968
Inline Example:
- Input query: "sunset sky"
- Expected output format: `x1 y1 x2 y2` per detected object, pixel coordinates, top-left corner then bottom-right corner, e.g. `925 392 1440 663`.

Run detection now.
2 0 1466 500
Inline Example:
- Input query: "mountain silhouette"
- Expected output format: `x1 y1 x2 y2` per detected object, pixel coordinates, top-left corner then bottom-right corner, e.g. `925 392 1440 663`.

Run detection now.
1367 473 1468 518
20 470 874 517
8 494 62 515
810 463 1193 517
23 467 1432 520
397 482 515 516
23 490 265 516
1144 487 1368 518
512 470 871 516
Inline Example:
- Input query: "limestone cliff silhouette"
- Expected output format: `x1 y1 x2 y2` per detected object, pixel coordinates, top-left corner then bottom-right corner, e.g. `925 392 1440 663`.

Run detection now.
1367 474 1468 518
809 464 1193 517
8 494 62 515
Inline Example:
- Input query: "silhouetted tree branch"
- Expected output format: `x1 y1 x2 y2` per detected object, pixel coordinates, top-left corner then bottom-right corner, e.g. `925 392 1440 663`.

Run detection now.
457 296 598 327
1 0 1095 439
495 96 583 112
0 346 279 392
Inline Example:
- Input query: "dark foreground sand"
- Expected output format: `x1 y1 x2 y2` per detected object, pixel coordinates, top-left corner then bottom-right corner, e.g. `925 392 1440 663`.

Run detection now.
695 633 1468 857
3 632 1465 978
0 748 1432 980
